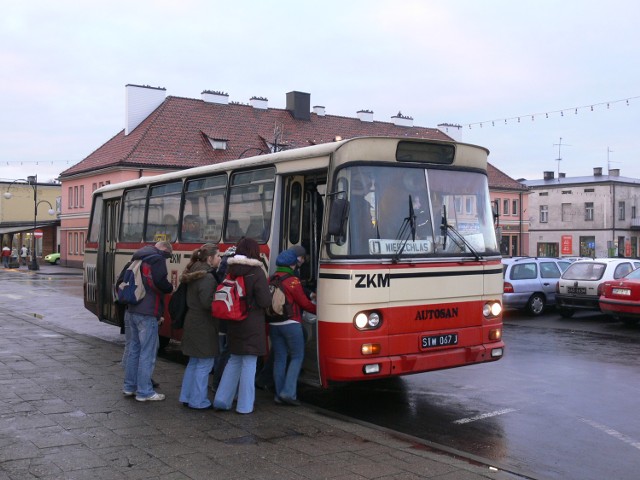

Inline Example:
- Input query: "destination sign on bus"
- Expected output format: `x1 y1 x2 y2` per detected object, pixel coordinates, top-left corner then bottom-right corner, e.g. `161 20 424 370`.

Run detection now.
369 239 431 255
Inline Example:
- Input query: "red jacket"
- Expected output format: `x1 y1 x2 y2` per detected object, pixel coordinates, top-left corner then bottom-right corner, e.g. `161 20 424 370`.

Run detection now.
274 271 316 322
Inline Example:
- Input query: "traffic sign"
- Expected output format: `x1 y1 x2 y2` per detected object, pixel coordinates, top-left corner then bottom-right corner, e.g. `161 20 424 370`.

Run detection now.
34 229 43 238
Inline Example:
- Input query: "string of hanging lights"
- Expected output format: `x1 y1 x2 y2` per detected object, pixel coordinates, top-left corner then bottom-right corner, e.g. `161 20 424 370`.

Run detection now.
465 95 640 129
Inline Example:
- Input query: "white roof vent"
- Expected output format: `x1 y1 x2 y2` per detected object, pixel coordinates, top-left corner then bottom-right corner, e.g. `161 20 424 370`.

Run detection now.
313 105 325 116
250 96 268 110
437 123 462 142
202 90 229 104
392 112 413 127
357 110 374 122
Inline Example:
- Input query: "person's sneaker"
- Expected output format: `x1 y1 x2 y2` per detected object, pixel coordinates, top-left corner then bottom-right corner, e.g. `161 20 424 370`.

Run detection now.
122 390 135 397
279 396 301 406
135 392 165 402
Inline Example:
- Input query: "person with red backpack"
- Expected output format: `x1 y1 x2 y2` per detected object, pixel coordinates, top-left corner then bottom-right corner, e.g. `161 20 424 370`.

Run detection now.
121 241 173 402
269 248 317 406
212 238 271 414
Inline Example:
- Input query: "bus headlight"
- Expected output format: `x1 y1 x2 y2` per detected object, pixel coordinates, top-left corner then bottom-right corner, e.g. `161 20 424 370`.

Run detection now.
483 301 502 319
354 311 381 330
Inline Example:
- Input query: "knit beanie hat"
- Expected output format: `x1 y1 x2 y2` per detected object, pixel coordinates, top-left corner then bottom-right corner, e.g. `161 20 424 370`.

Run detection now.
291 245 306 257
276 249 298 267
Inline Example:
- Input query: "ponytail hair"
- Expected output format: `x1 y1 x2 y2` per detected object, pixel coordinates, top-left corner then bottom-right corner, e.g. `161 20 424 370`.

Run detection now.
184 243 219 270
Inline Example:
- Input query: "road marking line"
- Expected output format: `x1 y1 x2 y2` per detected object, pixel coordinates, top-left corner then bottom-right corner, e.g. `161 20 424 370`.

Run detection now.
580 418 640 450
453 408 517 424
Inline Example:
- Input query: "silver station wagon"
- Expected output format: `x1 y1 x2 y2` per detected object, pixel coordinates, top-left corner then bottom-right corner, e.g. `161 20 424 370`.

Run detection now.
502 257 572 316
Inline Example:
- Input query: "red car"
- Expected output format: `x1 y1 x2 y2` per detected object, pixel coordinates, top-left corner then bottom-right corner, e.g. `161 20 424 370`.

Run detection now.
599 268 640 325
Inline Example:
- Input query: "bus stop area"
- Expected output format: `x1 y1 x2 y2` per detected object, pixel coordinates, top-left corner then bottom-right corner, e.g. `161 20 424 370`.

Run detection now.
0 266 512 480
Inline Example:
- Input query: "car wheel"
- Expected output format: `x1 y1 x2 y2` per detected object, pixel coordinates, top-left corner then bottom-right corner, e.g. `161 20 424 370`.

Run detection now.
559 308 575 318
54 258 60 265
527 294 545 316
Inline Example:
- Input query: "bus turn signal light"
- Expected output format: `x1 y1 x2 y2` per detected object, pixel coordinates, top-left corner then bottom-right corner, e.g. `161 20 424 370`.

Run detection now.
489 328 502 341
361 343 381 355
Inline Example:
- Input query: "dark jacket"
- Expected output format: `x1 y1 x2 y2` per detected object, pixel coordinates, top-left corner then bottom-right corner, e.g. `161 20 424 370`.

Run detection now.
127 245 173 318
273 268 317 323
179 261 219 358
224 255 271 356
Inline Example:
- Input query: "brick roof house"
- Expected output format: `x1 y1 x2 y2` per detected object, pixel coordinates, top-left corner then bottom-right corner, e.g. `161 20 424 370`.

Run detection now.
57 85 527 266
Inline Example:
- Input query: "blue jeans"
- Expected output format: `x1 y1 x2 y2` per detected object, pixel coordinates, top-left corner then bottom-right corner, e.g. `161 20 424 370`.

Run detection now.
270 322 304 401
213 354 257 414
180 356 215 408
123 311 159 398
212 334 230 390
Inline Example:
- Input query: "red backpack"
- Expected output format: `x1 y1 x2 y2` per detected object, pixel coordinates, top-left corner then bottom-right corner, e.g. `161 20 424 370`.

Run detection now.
211 275 248 321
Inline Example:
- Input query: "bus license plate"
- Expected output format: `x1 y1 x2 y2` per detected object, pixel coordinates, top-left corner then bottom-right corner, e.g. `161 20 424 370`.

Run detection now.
567 287 586 294
421 333 458 349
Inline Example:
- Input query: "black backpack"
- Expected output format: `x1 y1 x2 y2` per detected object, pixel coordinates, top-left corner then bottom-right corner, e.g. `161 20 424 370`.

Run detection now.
168 282 188 329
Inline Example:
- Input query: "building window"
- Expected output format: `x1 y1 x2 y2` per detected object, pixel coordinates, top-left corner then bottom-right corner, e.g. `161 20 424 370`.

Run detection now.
584 188 594 193
540 205 548 223
68 232 73 255
68 187 73 209
79 185 85 208
561 203 572 222
632 206 637 219
92 183 97 192
503 200 509 216
512 200 518 215
579 236 595 257
539 192 548 196
80 233 85 254
74 186 78 208
585 202 594 221
562 190 572 194
619 201 625 220
494 199 500 214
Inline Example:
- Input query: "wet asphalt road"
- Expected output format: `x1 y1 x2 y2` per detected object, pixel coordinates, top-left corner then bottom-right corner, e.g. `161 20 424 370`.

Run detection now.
3 266 640 479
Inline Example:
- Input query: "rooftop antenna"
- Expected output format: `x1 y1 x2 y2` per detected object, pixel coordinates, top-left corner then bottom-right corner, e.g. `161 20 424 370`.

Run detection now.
606 146 620 173
553 137 571 180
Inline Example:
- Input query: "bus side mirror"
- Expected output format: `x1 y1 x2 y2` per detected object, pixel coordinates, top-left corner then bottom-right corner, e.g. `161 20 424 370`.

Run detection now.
327 198 349 238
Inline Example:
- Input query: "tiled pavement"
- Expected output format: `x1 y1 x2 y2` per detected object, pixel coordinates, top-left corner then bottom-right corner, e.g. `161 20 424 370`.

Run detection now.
0 265 518 480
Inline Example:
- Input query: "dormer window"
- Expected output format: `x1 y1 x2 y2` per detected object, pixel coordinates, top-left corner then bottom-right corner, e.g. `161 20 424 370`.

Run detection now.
208 137 228 150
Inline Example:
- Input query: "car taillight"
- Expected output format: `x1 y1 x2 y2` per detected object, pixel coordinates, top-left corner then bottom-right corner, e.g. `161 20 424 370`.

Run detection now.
597 283 605 296
504 282 514 293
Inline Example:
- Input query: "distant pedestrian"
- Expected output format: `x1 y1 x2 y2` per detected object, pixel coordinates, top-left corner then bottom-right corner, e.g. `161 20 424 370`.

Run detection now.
120 241 173 402
20 245 28 266
2 246 10 268
178 243 221 410
213 238 271 414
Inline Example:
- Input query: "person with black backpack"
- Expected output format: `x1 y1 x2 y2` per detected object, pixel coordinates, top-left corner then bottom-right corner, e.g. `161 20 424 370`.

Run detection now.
121 241 173 402
269 248 316 406
177 243 221 410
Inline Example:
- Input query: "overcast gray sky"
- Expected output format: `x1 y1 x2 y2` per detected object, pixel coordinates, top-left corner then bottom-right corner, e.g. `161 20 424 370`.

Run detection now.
2 0 639 183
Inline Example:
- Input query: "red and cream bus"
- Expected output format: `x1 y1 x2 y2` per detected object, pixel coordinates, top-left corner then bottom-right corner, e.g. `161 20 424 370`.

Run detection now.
84 136 504 387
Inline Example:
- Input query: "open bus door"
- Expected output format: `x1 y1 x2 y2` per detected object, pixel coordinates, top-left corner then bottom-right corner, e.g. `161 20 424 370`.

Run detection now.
96 197 121 328
282 174 326 387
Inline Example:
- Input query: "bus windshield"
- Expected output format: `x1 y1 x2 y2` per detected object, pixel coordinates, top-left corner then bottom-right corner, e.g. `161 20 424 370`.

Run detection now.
332 165 499 258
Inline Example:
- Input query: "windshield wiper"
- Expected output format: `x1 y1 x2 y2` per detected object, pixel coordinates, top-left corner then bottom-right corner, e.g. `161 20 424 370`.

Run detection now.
391 196 416 263
440 205 482 260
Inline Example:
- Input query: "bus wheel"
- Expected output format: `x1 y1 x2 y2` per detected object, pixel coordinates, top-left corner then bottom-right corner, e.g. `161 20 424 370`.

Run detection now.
559 308 574 318
158 335 171 351
527 294 545 316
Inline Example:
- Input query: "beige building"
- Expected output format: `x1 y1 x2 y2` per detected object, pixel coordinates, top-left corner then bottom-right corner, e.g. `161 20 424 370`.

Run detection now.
0 179 61 264
523 168 640 258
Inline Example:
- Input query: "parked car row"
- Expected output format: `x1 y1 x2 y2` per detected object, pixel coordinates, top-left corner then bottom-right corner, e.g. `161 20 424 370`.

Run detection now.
502 256 640 324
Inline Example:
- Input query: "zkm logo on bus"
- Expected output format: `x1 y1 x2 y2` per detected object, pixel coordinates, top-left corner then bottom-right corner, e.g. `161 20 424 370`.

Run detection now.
169 253 181 263
354 273 390 289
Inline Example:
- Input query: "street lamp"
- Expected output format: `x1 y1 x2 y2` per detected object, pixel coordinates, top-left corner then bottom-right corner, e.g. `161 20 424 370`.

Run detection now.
3 175 55 271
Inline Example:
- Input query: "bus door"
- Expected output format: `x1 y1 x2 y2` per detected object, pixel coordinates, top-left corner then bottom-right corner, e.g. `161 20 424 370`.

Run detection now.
283 173 326 386
96 198 121 327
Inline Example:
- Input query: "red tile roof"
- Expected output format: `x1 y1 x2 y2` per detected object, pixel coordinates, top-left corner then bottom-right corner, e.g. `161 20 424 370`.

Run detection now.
60 96 452 177
487 163 529 191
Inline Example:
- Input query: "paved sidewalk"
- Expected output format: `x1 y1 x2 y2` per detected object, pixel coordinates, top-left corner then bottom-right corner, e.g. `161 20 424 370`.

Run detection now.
0 269 518 480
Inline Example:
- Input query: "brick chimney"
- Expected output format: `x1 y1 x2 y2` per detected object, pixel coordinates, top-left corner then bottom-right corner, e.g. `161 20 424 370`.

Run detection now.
593 167 602 176
286 91 310 120
609 168 620 177
125 84 166 135
543 171 555 180
313 105 325 116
